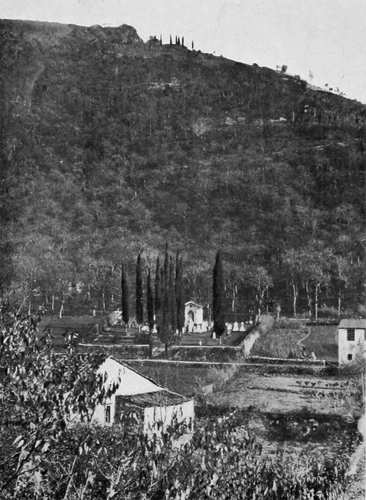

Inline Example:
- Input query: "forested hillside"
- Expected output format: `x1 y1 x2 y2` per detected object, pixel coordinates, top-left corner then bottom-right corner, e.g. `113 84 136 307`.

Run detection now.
1 19 365 316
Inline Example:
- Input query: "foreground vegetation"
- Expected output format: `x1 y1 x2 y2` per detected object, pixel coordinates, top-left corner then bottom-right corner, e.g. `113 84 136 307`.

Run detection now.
0 307 363 498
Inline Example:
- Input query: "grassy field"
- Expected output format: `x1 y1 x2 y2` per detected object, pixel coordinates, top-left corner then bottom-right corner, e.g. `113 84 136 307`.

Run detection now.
251 319 338 362
126 361 232 396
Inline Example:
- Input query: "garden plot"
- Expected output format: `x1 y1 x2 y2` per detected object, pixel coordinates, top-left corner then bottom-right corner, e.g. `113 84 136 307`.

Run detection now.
210 369 356 415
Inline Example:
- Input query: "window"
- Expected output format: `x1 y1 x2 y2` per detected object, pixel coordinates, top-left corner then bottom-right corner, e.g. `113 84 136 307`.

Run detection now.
347 354 353 361
105 405 111 424
347 328 355 341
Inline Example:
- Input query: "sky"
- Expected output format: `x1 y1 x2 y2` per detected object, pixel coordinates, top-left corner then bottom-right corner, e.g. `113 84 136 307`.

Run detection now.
1 0 366 103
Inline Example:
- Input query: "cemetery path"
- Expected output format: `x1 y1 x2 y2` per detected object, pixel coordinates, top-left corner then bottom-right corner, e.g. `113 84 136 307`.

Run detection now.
296 329 311 348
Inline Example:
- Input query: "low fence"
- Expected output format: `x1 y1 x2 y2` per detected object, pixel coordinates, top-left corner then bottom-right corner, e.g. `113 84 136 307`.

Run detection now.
247 355 326 367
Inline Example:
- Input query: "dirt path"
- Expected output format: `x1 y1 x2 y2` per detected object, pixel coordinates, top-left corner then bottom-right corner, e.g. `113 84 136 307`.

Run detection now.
296 328 311 347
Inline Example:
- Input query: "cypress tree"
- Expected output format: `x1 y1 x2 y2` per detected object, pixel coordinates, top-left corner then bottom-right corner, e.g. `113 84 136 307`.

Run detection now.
163 242 169 289
175 252 184 333
154 256 161 318
169 34 172 45
182 36 184 47
147 268 154 331
213 250 225 337
135 252 143 325
121 262 129 325
156 243 173 356
169 256 177 331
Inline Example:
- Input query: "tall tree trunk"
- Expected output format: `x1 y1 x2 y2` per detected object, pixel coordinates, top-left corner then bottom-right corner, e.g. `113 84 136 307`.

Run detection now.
292 282 298 317
314 282 320 321
337 290 342 316
59 299 64 319
305 281 312 318
51 294 55 312
102 290 106 312
231 284 237 312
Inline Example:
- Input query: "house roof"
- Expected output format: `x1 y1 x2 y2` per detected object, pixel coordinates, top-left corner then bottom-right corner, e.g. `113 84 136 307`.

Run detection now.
99 357 189 403
115 390 189 408
339 319 366 329
185 300 203 308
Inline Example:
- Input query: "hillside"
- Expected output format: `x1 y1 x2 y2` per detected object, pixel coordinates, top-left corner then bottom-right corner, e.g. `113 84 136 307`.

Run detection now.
0 19 365 314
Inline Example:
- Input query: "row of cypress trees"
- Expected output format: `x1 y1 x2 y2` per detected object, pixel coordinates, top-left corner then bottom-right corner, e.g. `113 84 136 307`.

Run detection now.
121 245 185 344
122 248 226 344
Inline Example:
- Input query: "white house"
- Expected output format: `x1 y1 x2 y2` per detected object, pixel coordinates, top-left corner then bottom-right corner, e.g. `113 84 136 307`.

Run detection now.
184 301 204 333
338 319 366 364
91 357 194 435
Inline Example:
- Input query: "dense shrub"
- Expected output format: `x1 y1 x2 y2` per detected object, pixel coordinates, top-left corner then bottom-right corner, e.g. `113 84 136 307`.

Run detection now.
274 318 307 329
317 305 339 318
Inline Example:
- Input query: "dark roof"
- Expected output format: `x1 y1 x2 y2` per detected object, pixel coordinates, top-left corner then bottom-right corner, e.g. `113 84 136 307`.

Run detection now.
339 319 366 329
115 390 189 408
185 301 202 308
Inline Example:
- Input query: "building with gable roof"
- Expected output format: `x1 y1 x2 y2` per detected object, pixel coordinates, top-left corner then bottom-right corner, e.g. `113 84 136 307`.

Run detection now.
338 318 366 364
91 357 194 435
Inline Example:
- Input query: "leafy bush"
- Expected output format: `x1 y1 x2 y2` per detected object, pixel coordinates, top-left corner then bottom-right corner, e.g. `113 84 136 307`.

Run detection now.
274 318 307 329
133 332 151 344
169 345 241 362
205 365 238 391
317 305 339 318
258 314 274 334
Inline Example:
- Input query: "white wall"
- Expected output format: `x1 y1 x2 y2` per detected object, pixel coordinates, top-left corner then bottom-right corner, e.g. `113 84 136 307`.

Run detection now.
143 399 194 436
98 357 162 396
184 303 203 328
338 328 366 364
91 357 163 425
